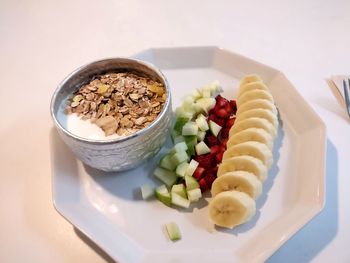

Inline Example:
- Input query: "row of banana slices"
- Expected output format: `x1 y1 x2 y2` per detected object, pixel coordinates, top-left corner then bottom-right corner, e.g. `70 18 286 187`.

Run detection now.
208 74 278 229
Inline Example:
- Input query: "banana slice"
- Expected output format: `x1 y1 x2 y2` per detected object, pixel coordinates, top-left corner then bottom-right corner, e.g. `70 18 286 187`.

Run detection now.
227 128 274 150
239 74 263 87
208 190 256 228
217 155 267 181
238 81 269 98
223 141 273 168
237 90 274 107
235 108 278 129
236 99 277 116
229 117 276 137
211 171 262 199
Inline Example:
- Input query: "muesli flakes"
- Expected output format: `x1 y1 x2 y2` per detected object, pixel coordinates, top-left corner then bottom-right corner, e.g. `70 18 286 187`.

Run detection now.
65 72 166 136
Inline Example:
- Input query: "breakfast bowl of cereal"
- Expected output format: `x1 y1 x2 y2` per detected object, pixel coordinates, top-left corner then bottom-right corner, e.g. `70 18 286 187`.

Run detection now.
50 58 172 172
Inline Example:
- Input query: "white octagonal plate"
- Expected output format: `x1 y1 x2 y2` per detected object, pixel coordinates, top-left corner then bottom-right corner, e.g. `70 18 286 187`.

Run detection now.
50 46 326 263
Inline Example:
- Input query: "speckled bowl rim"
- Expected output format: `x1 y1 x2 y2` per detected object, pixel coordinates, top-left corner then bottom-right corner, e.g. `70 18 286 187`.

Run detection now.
50 57 171 145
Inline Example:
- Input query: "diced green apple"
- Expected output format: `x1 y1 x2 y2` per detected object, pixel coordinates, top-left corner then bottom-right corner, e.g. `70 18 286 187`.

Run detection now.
182 96 195 110
185 175 200 190
195 141 211 155
192 89 202 100
171 184 187 199
171 150 189 165
190 103 203 114
171 192 190 208
208 80 222 96
154 167 178 187
176 162 189 177
140 184 154 200
201 87 211 98
174 117 189 133
197 131 206 141
159 154 177 171
175 107 194 119
196 97 216 113
155 185 172 206
209 120 222 137
187 188 202 202
182 122 198 136
173 142 188 152
156 184 169 194
195 114 209 131
184 159 199 177
171 130 180 143
184 136 197 156
181 95 203 114
165 222 182 241
173 135 185 144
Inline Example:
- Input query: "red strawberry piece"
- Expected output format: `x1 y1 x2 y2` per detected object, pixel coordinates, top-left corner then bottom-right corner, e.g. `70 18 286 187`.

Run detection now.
212 104 222 114
216 152 224 163
215 108 229 119
208 113 217 121
206 135 218 147
192 167 205 181
229 100 237 113
220 127 230 140
194 153 216 169
210 145 221 154
219 145 226 153
225 117 235 129
211 166 218 174
215 95 229 108
208 113 225 127
204 173 217 189
199 178 209 192
224 103 234 116
220 138 228 148
213 118 225 127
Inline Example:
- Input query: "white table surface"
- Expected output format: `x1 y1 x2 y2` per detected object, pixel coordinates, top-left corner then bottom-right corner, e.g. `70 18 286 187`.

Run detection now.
1 0 350 262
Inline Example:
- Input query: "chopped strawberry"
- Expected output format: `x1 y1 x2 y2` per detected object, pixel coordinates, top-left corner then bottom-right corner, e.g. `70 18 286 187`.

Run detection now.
219 145 226 153
210 145 221 155
206 135 218 147
225 117 235 129
220 138 228 148
215 108 229 119
224 103 234 116
194 153 216 169
215 95 229 108
204 173 217 189
213 117 225 127
220 127 230 140
229 100 237 113
208 113 217 121
211 166 218 174
216 152 224 163
192 167 205 181
210 104 222 115
199 178 209 192
208 111 225 126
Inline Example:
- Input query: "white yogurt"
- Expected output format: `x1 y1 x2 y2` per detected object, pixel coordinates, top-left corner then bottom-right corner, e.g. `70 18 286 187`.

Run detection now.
57 101 123 140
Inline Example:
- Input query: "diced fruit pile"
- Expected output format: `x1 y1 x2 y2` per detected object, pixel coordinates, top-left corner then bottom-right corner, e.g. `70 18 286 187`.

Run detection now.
194 95 236 192
140 81 237 208
140 74 280 240
207 74 279 229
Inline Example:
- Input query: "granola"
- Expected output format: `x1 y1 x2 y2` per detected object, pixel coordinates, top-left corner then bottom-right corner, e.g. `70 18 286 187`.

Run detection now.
65 72 166 136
